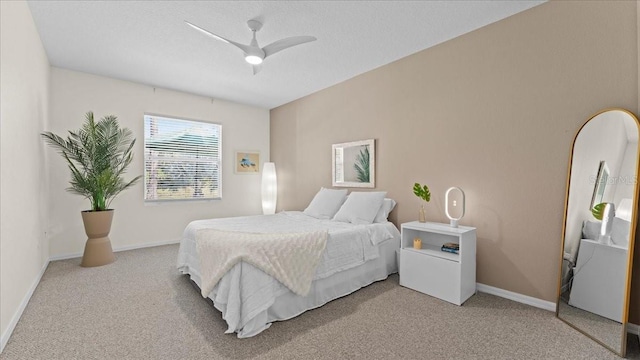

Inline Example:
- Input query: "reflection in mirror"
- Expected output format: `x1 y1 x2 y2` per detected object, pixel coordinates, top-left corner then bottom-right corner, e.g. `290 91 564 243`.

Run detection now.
590 161 609 210
557 109 639 357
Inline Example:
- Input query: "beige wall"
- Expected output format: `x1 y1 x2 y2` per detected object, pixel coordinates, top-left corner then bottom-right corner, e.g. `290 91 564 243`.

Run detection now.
271 0 638 315
48 68 269 257
0 0 51 349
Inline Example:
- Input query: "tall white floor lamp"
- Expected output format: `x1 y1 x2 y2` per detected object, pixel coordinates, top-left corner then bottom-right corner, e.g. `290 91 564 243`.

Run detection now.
262 162 277 215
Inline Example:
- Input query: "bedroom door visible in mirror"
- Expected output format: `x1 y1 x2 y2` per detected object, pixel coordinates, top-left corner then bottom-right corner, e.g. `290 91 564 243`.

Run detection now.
556 108 640 357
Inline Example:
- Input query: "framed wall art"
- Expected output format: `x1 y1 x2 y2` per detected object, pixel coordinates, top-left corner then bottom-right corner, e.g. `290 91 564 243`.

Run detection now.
235 151 260 174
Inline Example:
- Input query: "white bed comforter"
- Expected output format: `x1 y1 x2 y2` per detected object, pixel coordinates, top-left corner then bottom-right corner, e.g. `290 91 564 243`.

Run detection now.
196 229 328 297
177 211 397 337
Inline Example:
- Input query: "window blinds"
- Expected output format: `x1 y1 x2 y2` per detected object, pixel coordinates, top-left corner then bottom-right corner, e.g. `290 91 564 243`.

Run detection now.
144 115 222 201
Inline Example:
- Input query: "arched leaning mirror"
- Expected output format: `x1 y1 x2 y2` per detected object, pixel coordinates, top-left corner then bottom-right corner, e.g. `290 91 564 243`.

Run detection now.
557 108 639 357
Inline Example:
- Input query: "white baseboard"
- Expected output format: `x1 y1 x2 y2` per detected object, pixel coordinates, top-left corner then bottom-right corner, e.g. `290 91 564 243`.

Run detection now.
49 238 181 261
112 238 181 253
476 283 557 312
1 259 49 353
477 283 640 335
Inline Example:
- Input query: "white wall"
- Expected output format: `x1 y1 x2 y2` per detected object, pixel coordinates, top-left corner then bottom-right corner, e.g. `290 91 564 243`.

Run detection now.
0 0 51 351
48 68 270 257
613 140 639 207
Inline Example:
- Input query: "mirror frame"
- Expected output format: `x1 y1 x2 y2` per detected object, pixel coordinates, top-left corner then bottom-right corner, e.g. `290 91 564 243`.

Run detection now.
556 108 640 357
331 139 376 188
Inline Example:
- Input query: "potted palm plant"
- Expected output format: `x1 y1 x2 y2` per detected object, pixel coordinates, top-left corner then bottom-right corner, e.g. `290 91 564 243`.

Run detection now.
42 112 141 267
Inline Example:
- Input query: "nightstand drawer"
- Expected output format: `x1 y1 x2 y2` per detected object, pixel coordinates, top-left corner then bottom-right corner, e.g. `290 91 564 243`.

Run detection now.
399 248 461 305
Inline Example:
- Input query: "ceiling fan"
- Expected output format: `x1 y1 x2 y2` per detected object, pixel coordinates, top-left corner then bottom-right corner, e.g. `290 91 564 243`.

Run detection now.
185 19 317 75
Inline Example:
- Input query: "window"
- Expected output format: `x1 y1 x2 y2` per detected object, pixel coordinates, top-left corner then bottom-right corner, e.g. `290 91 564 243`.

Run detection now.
144 114 221 201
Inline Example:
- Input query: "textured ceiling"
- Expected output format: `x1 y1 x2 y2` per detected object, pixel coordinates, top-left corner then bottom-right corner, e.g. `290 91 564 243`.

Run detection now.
27 1 544 109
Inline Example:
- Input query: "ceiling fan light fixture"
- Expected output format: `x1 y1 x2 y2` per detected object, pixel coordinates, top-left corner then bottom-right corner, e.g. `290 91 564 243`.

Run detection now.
245 55 263 65
186 19 316 73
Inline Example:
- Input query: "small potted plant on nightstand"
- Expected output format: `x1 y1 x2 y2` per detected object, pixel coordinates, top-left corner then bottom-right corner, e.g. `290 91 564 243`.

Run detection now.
413 182 431 223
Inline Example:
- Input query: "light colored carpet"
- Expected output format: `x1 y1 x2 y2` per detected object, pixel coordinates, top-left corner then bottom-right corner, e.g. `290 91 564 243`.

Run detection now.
2 244 639 359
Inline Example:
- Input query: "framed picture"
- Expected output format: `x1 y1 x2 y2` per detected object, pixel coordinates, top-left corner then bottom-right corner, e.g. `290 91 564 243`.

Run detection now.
590 160 609 209
332 139 375 188
235 151 260 174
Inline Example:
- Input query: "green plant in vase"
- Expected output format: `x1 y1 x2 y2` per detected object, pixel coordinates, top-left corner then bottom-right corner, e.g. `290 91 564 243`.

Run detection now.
413 182 431 223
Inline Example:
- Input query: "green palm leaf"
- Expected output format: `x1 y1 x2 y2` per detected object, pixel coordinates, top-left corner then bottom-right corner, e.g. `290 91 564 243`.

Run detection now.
354 146 370 183
42 111 141 211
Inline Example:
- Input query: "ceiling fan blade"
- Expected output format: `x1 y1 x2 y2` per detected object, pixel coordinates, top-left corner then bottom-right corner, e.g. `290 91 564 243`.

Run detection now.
252 64 262 75
263 36 317 58
185 21 252 54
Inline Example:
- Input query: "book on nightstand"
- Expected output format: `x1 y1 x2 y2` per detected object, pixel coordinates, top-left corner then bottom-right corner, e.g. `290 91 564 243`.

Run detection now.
441 242 460 254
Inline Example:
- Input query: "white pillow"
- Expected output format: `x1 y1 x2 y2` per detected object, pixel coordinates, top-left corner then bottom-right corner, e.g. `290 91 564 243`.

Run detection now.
374 198 397 223
303 188 348 219
610 217 631 247
333 191 387 225
582 220 600 240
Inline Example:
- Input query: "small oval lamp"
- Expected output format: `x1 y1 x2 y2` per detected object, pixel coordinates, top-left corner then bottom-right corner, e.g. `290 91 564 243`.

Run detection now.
262 162 277 215
445 187 465 228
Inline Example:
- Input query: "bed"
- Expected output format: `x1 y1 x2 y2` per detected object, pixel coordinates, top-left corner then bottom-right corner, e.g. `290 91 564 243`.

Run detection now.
176 189 400 338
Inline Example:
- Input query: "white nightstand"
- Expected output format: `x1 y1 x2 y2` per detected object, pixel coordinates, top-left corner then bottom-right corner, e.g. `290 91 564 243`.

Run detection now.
399 221 477 305
568 239 627 322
